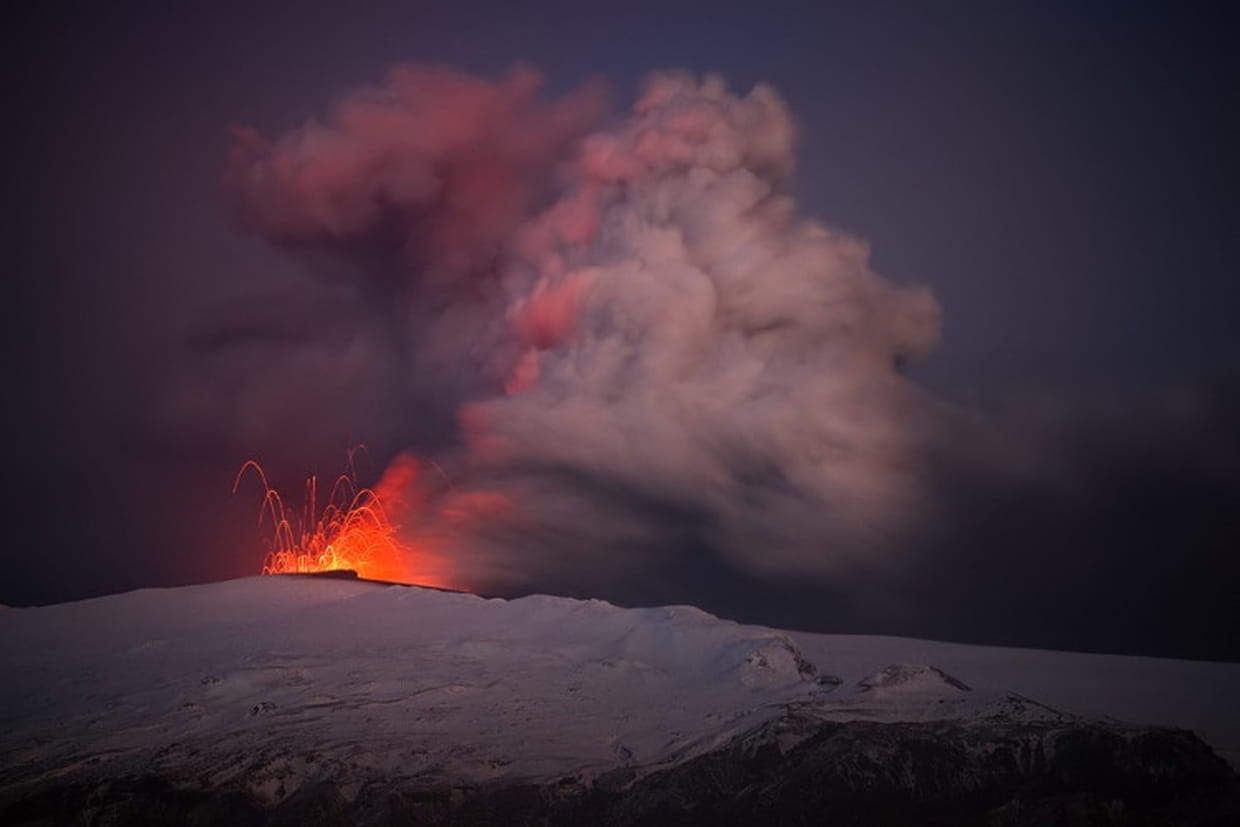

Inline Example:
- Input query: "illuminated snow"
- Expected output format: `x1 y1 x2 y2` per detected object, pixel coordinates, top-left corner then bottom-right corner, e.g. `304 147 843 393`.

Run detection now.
1 576 1236 807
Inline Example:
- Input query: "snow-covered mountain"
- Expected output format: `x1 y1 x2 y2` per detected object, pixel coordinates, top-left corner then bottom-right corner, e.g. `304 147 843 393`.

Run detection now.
2 576 1237 824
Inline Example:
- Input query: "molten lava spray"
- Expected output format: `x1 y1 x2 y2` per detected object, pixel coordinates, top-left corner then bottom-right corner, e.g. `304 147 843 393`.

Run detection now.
234 452 453 588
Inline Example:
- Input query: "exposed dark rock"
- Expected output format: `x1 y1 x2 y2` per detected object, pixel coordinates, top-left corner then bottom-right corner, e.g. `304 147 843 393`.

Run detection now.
4 712 1235 826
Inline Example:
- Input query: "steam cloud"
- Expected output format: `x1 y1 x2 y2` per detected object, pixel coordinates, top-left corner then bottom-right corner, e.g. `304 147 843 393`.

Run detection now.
221 65 948 597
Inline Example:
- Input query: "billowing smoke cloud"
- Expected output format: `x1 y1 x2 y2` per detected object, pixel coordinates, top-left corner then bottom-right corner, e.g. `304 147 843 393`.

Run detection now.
213 66 606 456
220 65 947 598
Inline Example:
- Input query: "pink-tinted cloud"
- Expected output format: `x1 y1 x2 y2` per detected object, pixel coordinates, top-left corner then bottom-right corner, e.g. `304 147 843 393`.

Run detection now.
220 66 953 596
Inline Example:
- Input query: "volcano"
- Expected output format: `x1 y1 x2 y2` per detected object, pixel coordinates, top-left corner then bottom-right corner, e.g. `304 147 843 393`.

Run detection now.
1 576 1237 825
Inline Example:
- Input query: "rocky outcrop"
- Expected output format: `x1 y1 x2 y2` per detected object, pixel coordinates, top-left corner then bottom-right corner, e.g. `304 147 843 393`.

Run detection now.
584 708 1239 826
5 707 1235 826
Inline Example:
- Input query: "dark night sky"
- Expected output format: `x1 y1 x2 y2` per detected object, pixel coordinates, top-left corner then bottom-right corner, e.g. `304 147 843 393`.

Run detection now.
7 0 1238 660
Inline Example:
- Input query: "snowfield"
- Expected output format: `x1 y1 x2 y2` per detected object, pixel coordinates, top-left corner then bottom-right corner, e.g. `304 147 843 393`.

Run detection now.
1 575 1237 820
787 629 1240 771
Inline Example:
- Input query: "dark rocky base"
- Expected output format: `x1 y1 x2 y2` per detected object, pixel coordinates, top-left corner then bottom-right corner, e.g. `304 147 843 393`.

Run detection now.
5 717 1237 826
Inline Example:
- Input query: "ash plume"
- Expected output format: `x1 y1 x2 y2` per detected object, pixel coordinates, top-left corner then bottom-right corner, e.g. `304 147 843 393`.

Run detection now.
221 66 948 598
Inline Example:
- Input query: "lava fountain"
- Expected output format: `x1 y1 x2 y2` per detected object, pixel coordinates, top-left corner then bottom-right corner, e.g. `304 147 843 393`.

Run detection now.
234 451 454 588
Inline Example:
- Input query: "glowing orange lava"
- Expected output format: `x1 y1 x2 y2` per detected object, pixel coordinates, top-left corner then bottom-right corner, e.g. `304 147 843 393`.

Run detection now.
234 451 453 588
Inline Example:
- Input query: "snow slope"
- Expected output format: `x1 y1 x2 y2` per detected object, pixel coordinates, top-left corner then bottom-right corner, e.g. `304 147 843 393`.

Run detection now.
789 630 1240 769
1 575 1236 812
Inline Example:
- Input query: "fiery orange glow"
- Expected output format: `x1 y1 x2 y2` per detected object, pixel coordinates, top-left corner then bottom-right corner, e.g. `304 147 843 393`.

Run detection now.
234 451 454 588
